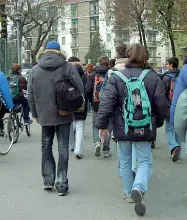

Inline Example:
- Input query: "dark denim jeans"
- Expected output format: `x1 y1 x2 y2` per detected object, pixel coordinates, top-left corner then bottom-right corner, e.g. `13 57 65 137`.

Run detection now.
42 123 71 193
14 96 30 120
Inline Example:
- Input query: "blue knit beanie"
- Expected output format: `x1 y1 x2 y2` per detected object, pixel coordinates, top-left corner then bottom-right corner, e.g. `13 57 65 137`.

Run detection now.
46 41 60 50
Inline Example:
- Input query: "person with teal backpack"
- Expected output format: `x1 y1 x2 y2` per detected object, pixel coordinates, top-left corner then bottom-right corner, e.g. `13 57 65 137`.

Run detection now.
95 44 167 216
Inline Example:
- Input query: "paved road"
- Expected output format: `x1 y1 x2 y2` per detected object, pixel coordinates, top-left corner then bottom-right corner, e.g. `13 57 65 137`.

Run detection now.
0 114 187 220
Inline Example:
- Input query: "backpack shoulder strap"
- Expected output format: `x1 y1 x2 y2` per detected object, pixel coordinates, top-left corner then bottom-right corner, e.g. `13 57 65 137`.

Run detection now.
60 61 71 78
112 71 128 84
139 69 151 82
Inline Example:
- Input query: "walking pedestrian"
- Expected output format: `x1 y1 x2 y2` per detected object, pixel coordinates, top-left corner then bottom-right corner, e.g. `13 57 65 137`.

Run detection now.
85 56 112 158
95 44 166 216
28 41 84 196
68 56 87 159
162 57 181 162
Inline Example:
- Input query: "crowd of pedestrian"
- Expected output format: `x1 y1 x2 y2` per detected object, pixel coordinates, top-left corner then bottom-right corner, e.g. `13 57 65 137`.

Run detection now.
22 40 187 217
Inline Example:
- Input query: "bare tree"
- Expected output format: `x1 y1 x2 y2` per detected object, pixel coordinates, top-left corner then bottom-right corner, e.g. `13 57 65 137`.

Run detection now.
103 0 152 49
154 0 176 56
7 0 65 64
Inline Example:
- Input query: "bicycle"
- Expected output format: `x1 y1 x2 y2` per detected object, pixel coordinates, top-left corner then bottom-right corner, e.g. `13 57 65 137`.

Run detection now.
9 104 31 144
0 113 15 156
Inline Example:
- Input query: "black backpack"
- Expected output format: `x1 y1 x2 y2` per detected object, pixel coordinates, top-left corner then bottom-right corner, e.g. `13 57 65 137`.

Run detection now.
56 62 84 116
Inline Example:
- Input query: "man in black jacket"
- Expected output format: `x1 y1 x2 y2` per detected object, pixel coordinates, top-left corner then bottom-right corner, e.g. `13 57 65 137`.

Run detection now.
162 57 181 162
68 57 87 159
28 41 84 196
85 56 112 158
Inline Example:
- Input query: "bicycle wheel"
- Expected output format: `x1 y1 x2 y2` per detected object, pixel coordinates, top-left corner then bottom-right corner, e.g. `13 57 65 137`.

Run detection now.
0 117 15 156
25 124 31 136
10 112 19 144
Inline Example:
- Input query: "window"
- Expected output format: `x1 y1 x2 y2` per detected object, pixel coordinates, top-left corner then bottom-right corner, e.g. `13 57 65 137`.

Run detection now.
72 49 78 57
61 22 65 30
148 33 156 42
71 3 77 17
90 17 99 30
107 50 111 59
90 1 99 16
52 20 58 32
107 33 111 42
62 37 65 45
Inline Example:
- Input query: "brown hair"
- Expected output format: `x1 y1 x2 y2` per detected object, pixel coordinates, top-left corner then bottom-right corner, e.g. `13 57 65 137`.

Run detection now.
12 64 21 73
86 64 94 74
98 56 109 66
126 44 149 69
116 44 127 58
109 59 116 68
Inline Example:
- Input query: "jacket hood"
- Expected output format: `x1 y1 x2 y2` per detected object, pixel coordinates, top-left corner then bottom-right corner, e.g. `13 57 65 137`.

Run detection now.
70 62 84 76
167 68 180 77
115 58 128 70
95 65 109 75
38 50 66 71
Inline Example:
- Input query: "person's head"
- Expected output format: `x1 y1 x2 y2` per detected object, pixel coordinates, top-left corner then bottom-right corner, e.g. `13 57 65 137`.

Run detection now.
183 57 187 65
98 56 109 67
109 59 116 68
68 56 80 62
86 64 94 74
116 44 127 59
45 41 60 51
126 44 149 69
167 57 179 70
12 64 21 73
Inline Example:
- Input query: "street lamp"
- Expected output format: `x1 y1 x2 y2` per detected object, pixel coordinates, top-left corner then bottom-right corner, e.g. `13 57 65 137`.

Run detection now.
13 12 22 65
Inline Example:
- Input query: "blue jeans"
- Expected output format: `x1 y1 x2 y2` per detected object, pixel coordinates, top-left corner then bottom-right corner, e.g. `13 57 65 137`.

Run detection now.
92 110 112 151
42 124 70 192
118 141 152 196
165 120 181 153
118 143 137 176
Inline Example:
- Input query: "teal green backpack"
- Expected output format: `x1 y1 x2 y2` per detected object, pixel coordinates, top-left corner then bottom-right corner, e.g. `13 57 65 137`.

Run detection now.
7 75 20 100
112 69 152 136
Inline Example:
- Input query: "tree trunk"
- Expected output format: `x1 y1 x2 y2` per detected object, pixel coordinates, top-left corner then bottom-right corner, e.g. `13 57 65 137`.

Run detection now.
31 50 37 66
138 25 143 45
139 20 147 50
169 33 176 57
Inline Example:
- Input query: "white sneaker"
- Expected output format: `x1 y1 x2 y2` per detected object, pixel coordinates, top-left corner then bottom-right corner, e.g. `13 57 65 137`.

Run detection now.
103 150 112 158
95 143 101 157
43 186 53 190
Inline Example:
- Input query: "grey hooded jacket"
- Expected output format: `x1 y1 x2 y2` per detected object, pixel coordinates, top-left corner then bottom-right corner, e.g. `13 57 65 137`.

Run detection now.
28 51 84 126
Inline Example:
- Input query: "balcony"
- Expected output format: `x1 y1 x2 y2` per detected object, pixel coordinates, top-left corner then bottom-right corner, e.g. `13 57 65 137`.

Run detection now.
70 28 78 35
71 43 79 48
148 57 161 63
90 9 99 17
147 41 159 47
113 39 129 47
90 26 97 31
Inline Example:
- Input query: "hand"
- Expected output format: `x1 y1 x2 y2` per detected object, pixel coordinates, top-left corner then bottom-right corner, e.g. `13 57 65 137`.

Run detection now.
99 129 108 143
34 118 39 124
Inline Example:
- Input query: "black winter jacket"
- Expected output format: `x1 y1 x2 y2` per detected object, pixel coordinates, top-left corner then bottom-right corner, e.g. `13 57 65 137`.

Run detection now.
70 62 87 120
162 68 180 118
95 66 167 142
85 65 109 112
